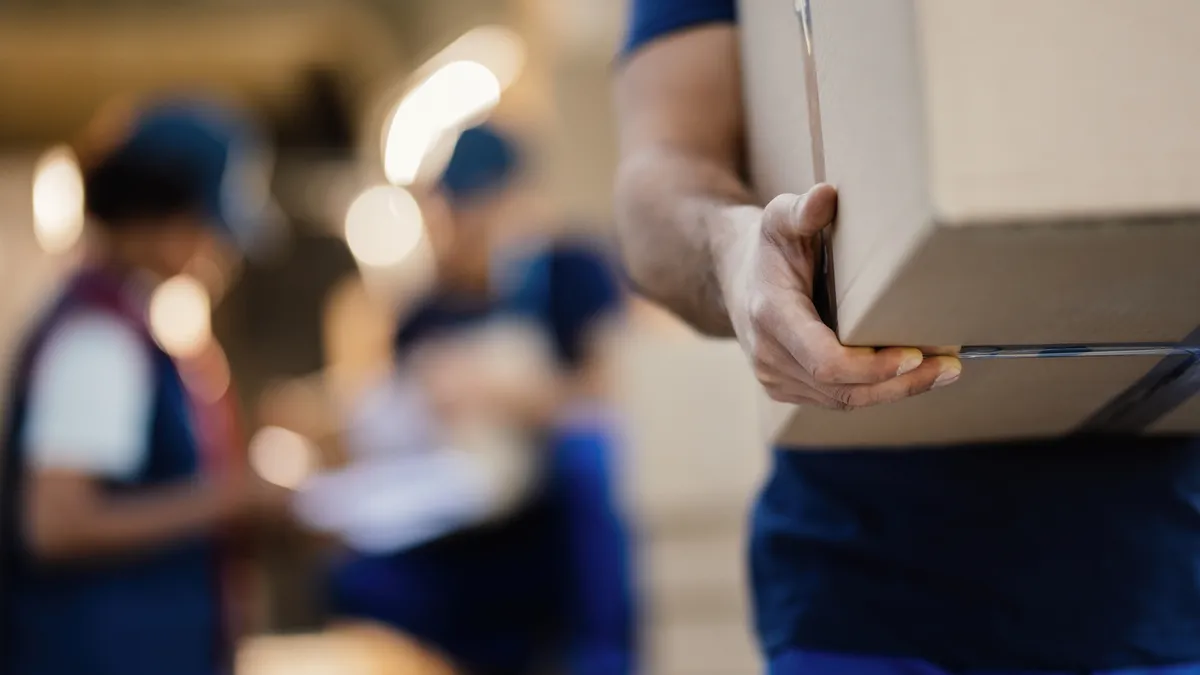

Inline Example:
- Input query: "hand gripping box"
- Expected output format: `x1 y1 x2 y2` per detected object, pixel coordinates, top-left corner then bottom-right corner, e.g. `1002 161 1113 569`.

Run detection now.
739 0 1200 446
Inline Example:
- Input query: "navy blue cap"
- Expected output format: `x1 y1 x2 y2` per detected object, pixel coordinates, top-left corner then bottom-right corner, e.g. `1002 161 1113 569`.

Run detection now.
437 124 522 209
497 240 625 369
84 100 268 247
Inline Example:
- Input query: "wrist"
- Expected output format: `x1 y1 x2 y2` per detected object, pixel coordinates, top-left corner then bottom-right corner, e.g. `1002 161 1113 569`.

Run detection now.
709 204 764 323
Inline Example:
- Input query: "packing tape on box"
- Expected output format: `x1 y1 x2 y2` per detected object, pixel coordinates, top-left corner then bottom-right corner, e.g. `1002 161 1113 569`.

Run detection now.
1078 328 1200 433
792 1 1199 430
958 344 1200 360
797 0 840 334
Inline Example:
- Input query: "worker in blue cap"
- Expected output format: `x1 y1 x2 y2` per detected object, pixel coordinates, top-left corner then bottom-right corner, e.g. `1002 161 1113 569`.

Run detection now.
0 99 286 675
325 124 638 675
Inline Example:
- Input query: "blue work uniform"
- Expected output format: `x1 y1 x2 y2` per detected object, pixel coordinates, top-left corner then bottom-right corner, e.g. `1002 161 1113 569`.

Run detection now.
330 242 637 675
1 268 227 675
624 4 1200 674
498 239 638 675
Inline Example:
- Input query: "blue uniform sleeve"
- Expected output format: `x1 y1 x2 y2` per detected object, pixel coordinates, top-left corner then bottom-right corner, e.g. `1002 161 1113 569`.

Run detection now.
624 0 737 56
548 431 639 675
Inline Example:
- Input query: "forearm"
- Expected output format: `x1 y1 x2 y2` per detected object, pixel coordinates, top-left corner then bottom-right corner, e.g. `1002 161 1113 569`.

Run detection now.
614 144 760 337
28 475 242 562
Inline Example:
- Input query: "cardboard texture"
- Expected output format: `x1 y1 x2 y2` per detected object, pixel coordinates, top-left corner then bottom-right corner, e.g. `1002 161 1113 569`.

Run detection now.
1153 392 1200 435
740 0 1200 446
740 0 1200 346
762 355 1183 448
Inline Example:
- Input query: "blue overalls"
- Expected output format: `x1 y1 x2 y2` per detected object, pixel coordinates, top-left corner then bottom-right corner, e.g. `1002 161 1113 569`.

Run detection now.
329 403 637 675
330 242 638 675
1 268 228 675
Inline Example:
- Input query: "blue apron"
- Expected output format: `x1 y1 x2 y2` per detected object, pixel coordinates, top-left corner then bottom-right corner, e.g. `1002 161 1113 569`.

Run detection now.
328 410 636 675
1 268 225 675
332 250 636 673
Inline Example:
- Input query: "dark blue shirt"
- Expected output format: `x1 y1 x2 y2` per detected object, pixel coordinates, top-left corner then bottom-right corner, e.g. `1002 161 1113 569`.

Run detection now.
2 269 222 675
342 244 635 675
494 238 624 371
624 2 1200 671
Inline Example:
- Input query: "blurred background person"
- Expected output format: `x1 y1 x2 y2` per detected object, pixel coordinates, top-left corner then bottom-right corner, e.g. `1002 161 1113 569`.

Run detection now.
0 100 288 675
297 124 638 675
0 4 762 674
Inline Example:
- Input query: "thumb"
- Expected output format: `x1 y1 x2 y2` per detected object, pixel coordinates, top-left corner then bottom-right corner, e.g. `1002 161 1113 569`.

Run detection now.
762 184 838 241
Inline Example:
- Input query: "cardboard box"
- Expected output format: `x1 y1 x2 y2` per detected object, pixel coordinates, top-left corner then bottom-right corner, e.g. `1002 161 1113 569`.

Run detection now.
762 354 1192 448
740 0 1200 347
740 0 1200 446
1154 394 1200 435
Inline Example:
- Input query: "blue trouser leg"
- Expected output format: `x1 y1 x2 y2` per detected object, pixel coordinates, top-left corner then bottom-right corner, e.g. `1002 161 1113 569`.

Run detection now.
769 651 952 675
769 651 1200 675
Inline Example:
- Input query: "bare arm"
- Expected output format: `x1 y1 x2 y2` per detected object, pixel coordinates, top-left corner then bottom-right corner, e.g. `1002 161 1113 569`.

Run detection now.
614 26 960 409
614 26 752 337
20 315 288 562
25 469 275 562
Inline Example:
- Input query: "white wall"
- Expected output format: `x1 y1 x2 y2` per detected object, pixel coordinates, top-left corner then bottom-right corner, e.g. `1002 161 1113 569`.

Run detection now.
0 154 74 385
616 324 768 675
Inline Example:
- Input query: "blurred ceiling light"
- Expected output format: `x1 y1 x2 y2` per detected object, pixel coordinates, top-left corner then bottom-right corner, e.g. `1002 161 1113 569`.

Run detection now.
32 146 85 255
383 60 501 185
344 185 426 268
149 274 212 359
249 426 318 490
436 25 527 92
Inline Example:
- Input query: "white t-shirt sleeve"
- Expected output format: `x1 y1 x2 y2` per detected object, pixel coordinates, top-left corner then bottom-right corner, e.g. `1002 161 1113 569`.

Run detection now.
22 312 155 481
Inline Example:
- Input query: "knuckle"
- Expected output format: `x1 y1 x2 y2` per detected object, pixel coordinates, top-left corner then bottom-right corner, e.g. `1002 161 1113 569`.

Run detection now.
763 382 796 403
824 397 856 412
765 387 791 403
750 342 774 369
753 362 778 385
906 378 934 398
827 385 858 409
762 194 802 232
810 360 842 384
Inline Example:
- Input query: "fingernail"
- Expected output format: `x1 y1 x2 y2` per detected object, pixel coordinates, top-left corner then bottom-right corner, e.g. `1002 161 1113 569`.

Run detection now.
896 352 924 376
933 366 962 389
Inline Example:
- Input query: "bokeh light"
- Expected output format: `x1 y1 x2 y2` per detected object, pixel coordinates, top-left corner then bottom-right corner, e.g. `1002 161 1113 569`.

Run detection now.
382 60 501 185
149 274 212 358
249 426 319 490
32 145 86 255
344 185 426 268
436 25 527 92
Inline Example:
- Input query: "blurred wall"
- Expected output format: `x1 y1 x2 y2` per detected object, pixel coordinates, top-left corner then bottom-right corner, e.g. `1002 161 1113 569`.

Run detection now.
617 321 768 675
0 4 775 672
0 155 73 395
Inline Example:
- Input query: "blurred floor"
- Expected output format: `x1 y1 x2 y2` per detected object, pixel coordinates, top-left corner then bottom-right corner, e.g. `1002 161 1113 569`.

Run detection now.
238 624 456 675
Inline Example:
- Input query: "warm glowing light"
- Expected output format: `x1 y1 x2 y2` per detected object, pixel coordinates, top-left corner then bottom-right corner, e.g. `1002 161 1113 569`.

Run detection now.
249 426 318 490
344 185 426 268
383 60 501 185
149 275 212 358
32 146 86 254
437 25 527 91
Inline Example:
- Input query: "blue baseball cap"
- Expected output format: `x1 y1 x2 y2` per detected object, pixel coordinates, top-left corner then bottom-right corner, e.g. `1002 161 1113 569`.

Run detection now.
437 124 522 209
84 99 271 249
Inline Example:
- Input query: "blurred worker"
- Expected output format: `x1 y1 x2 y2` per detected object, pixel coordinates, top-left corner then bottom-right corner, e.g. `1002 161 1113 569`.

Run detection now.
0 100 285 675
319 124 637 675
616 3 1200 675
